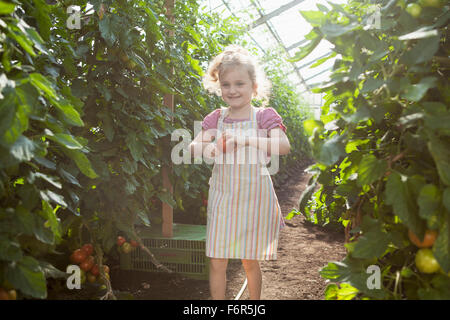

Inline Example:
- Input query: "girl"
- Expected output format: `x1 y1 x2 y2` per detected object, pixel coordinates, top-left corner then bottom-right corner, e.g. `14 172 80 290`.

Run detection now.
189 45 290 300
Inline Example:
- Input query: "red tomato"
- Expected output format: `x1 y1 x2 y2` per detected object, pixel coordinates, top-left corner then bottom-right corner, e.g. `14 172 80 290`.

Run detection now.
90 264 100 276
217 135 227 153
80 255 95 271
70 249 87 264
117 236 126 247
130 240 139 248
81 243 94 256
0 288 10 300
408 230 438 248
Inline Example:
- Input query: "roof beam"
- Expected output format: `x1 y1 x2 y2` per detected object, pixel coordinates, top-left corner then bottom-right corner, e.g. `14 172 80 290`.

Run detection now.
247 0 306 31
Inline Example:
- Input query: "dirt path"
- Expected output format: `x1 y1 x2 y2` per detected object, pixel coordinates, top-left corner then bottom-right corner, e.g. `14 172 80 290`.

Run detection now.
113 159 347 300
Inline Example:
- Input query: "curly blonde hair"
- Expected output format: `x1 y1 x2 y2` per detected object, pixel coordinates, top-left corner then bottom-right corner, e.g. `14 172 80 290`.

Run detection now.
202 44 272 106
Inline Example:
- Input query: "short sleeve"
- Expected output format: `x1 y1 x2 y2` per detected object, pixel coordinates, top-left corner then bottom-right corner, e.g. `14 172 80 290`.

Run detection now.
201 109 221 131
258 107 287 133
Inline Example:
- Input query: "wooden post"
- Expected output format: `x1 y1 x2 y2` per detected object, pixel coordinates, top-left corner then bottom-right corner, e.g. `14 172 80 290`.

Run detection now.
162 0 175 238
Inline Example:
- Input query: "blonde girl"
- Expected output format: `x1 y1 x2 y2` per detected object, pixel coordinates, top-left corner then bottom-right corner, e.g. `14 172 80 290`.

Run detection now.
189 45 290 300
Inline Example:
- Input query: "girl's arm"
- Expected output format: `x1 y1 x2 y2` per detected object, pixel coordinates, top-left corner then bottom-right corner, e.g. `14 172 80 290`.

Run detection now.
225 127 291 155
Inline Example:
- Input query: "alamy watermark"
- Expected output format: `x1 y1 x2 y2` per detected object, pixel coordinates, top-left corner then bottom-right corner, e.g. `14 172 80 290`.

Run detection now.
66 264 82 289
366 265 381 290
364 4 382 30
66 5 81 30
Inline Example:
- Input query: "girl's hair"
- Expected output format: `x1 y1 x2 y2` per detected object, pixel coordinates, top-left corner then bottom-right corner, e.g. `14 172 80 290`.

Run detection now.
202 44 272 106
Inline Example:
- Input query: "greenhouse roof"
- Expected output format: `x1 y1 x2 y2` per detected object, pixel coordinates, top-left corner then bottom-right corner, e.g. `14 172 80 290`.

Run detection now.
201 0 348 110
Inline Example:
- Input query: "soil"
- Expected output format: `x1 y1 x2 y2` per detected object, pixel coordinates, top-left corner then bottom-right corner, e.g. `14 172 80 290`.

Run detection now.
111 158 347 300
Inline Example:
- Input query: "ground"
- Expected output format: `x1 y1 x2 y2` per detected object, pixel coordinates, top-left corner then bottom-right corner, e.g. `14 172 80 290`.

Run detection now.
111 159 347 300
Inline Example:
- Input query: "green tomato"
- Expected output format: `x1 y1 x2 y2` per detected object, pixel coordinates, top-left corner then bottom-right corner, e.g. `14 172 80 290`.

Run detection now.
80 269 86 284
406 3 422 17
415 248 440 274
396 0 406 9
419 0 443 8
121 242 133 254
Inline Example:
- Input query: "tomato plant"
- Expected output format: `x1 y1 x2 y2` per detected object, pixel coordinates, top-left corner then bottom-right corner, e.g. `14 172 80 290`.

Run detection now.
291 0 450 299
0 0 310 300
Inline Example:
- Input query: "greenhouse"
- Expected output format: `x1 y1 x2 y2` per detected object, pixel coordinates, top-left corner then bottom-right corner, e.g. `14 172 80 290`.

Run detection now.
0 0 448 304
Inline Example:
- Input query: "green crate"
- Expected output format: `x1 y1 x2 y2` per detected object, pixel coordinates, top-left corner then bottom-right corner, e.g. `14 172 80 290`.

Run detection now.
119 224 210 280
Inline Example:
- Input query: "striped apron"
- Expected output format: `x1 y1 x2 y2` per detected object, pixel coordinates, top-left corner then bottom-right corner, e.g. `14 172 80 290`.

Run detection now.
205 106 285 260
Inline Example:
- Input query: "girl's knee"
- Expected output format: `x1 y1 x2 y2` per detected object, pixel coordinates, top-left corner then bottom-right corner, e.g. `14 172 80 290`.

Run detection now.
210 258 228 271
241 259 259 271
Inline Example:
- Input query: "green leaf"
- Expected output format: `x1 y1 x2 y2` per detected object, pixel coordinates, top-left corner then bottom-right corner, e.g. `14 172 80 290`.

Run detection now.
417 184 441 220
400 35 440 66
41 200 62 242
432 215 449 273
353 229 390 259
401 77 437 102
97 110 115 142
357 154 387 187
300 10 326 27
0 238 23 262
7 27 36 57
303 119 324 136
427 132 450 186
58 167 81 187
121 157 137 175
126 132 145 162
320 21 359 38
38 260 67 280
157 191 176 208
15 204 36 236
9 135 42 163
318 134 346 166
385 172 424 236
0 1 16 14
99 15 117 46
50 98 84 127
398 26 439 40
6 255 47 299
289 31 322 62
45 130 84 150
63 149 99 179
137 210 150 226
29 73 57 99
443 188 450 212
319 257 387 299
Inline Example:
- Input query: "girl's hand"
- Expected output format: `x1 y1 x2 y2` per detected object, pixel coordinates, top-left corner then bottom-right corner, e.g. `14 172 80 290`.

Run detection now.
222 132 246 151
204 143 220 158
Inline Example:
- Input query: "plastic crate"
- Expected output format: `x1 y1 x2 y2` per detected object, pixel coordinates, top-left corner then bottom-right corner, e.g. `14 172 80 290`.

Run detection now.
119 224 209 280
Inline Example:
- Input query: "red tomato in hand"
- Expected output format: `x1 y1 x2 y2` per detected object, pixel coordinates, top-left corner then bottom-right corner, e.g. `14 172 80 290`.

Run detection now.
217 135 227 153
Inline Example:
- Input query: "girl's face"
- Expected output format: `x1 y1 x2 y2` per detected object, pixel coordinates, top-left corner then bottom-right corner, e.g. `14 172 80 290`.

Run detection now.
219 65 257 111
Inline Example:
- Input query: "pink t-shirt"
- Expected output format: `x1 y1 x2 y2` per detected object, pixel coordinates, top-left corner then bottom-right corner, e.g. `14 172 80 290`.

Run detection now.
201 107 287 134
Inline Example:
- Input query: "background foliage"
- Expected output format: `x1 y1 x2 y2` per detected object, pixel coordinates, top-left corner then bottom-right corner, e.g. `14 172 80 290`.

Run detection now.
0 0 310 299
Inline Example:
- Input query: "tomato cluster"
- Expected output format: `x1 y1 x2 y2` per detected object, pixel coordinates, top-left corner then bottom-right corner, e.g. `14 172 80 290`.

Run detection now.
69 244 110 284
408 230 442 274
117 236 139 254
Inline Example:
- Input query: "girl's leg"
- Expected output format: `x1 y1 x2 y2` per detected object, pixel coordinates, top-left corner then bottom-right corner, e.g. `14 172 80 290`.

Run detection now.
209 258 229 300
241 259 262 300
